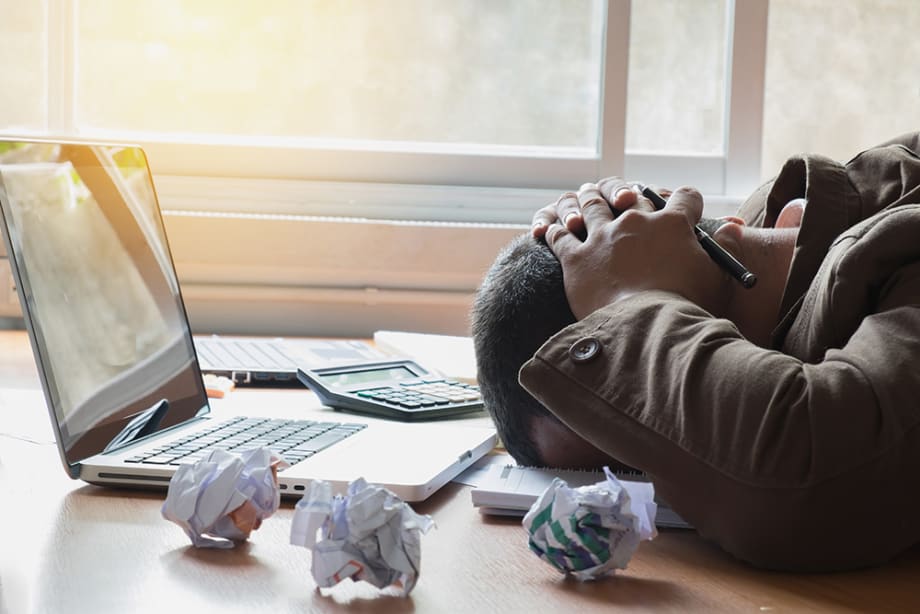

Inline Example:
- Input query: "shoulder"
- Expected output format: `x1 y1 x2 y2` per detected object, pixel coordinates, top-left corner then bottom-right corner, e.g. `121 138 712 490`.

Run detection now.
832 203 920 261
828 204 920 313
787 205 920 358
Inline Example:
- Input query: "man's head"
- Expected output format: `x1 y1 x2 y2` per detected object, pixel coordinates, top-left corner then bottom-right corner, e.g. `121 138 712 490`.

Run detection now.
471 234 617 468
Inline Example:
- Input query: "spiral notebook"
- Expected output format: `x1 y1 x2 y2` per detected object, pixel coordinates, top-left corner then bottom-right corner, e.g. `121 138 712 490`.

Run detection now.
471 464 692 529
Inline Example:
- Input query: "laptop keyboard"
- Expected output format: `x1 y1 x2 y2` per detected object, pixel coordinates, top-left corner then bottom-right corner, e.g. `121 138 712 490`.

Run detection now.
124 416 366 468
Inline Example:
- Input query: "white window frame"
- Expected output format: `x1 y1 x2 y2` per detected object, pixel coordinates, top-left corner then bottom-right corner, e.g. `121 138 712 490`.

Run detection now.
0 0 769 336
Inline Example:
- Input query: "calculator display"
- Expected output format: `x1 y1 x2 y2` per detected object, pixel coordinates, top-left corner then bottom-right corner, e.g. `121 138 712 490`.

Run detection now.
316 365 416 387
299 358 483 421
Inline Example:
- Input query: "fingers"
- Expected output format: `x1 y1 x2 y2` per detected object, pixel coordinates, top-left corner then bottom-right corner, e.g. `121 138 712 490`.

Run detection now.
596 177 635 211
544 222 580 260
662 186 704 226
598 177 657 213
531 202 557 238
531 177 680 239
554 192 585 234
531 193 584 238
576 182 614 231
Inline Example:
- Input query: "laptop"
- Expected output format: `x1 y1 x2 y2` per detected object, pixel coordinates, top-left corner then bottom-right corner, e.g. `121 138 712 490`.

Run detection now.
193 334 387 385
0 138 497 502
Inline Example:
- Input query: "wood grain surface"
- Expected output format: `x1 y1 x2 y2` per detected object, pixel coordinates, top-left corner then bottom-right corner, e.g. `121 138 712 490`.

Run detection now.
0 330 917 613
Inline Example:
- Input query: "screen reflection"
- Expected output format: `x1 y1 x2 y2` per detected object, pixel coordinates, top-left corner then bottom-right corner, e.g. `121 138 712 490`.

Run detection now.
0 141 208 465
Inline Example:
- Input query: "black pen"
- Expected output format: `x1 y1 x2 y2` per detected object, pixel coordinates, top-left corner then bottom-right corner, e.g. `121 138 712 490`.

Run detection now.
637 185 757 289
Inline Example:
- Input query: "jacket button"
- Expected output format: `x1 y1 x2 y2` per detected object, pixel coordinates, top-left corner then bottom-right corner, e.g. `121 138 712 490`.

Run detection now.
569 337 600 363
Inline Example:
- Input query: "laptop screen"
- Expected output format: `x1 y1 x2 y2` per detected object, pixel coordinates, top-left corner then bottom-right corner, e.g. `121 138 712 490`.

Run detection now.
0 141 209 468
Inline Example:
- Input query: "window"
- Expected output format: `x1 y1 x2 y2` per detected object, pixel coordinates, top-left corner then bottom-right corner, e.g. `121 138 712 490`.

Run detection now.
761 0 920 177
77 2 605 150
3 0 754 199
0 3 46 131
627 0 728 155
1 1 915 335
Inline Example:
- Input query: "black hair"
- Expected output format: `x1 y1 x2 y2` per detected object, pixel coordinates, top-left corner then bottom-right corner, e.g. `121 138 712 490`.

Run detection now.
471 234 574 467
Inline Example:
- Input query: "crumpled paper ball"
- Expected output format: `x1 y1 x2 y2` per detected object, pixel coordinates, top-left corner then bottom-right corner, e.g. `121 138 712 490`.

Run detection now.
523 466 657 580
161 447 288 548
290 477 435 597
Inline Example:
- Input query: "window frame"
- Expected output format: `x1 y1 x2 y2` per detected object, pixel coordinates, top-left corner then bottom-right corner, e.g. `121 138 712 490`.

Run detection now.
40 0 768 202
0 0 769 335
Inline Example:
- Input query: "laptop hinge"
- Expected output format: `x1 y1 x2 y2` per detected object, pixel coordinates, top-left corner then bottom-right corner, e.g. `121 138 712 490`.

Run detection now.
99 414 212 456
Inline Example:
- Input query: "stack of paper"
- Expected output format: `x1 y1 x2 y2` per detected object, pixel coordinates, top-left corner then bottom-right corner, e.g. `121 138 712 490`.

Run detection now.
373 330 477 384
471 464 692 529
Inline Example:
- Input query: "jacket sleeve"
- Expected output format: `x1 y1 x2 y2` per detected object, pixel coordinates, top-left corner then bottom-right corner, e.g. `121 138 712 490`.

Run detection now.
519 284 920 571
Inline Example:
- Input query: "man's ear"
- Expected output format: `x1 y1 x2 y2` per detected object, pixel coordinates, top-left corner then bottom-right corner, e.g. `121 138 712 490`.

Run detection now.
776 198 806 229
713 217 745 245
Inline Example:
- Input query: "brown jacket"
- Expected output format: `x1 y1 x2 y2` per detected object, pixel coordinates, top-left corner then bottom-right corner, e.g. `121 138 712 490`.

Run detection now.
520 133 920 571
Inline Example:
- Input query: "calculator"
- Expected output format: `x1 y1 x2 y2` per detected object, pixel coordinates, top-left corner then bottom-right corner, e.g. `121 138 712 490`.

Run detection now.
296 359 484 421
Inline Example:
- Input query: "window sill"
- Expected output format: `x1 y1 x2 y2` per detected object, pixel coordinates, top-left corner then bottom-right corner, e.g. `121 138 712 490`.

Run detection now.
162 211 522 337
0 177 743 337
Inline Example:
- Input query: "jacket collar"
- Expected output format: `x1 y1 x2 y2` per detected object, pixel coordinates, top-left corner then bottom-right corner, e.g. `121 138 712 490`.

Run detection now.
739 154 860 349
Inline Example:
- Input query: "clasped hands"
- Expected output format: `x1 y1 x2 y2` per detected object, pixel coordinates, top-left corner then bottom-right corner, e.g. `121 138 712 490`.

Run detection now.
531 177 728 319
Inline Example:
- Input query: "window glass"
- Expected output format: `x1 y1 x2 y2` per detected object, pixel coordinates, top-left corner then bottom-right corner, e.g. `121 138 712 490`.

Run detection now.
76 0 605 151
0 2 47 132
626 0 728 155
762 0 920 178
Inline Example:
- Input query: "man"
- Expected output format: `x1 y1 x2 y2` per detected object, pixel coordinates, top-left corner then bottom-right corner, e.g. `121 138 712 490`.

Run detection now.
472 132 920 572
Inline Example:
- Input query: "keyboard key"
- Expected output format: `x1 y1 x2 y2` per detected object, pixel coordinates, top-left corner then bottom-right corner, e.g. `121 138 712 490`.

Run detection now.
143 455 181 464
134 417 366 469
289 430 353 453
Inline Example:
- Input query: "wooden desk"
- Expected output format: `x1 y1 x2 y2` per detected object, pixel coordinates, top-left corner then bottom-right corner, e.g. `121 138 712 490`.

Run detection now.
0 330 918 613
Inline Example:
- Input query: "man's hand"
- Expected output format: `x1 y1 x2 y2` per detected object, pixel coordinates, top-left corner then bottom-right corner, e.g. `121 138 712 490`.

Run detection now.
531 177 660 239
543 186 729 319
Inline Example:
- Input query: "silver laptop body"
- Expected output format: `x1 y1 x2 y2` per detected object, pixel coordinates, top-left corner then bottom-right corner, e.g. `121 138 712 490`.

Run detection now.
0 138 496 501
194 334 386 385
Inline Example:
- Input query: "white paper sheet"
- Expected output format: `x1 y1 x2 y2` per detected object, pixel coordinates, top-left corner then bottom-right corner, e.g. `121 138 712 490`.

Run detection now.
522 466 657 580
161 447 287 548
290 477 434 597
